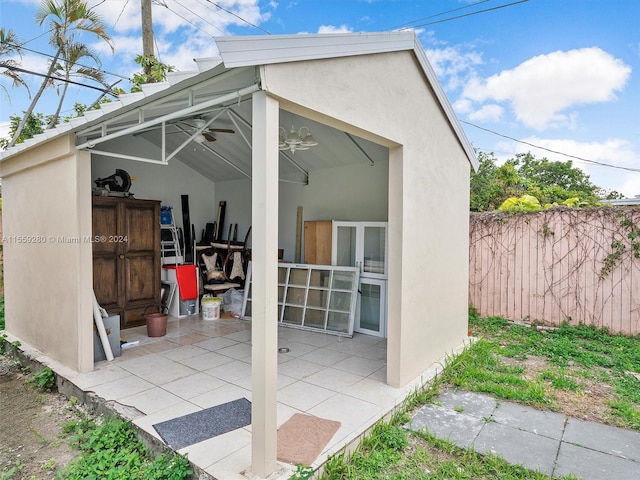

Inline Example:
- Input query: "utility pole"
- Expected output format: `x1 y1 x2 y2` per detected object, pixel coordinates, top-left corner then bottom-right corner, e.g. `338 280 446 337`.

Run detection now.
141 0 154 81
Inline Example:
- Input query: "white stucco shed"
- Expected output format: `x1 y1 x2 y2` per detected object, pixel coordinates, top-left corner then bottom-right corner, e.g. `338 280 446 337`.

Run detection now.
0 31 476 477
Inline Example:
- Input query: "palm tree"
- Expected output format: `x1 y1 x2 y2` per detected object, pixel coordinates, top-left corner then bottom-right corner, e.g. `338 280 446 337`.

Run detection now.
46 42 107 128
8 0 113 147
0 28 29 98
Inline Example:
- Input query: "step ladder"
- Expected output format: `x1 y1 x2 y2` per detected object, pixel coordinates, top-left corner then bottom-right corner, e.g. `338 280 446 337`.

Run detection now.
160 206 183 264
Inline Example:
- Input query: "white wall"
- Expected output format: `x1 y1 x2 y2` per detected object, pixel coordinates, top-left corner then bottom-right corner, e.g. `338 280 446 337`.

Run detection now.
262 51 471 387
91 150 217 239
303 160 389 222
0 136 94 372
213 158 388 262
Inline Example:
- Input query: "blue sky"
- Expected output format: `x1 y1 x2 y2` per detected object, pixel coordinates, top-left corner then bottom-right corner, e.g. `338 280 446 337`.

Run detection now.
1 0 639 196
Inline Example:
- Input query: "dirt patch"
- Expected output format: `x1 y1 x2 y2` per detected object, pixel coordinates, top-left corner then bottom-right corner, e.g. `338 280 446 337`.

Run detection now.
499 354 620 426
0 357 81 479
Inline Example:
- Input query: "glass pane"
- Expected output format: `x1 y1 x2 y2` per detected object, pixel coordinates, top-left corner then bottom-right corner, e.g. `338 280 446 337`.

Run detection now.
278 285 285 303
309 269 330 288
363 226 385 274
244 300 252 317
332 271 355 291
289 268 308 286
285 287 306 306
282 306 303 325
360 283 382 332
307 289 328 308
278 267 288 284
327 311 349 333
335 226 357 267
329 291 352 312
304 308 326 329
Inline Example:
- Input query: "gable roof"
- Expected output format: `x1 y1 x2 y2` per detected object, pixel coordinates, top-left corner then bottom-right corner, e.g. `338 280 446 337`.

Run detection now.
0 31 476 171
215 32 477 170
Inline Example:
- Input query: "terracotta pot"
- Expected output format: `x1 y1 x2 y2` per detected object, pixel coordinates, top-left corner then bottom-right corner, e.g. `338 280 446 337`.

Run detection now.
146 313 168 337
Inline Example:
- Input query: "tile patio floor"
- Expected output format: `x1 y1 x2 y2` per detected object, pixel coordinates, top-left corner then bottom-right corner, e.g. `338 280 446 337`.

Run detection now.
60 315 445 479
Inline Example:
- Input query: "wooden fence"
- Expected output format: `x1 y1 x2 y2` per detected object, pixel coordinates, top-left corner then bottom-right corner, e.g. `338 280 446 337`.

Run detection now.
469 206 640 336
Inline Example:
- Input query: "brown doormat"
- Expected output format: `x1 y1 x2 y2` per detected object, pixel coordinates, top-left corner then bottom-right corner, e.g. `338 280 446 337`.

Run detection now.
277 413 341 466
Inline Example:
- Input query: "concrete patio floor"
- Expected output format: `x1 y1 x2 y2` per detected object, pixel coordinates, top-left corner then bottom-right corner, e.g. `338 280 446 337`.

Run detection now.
18 314 450 479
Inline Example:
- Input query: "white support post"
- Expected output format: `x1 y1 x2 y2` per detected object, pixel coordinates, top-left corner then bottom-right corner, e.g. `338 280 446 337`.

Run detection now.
250 90 279 477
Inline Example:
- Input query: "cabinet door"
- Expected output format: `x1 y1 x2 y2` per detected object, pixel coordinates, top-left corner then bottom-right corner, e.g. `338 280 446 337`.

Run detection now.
361 222 387 278
332 222 357 268
356 278 386 337
121 200 160 327
92 199 122 310
332 221 388 279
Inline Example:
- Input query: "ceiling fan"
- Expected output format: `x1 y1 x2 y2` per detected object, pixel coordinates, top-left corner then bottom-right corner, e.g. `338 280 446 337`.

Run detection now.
169 117 235 142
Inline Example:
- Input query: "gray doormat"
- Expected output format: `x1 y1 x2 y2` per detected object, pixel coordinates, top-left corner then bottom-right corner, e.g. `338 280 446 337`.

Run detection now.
153 397 251 450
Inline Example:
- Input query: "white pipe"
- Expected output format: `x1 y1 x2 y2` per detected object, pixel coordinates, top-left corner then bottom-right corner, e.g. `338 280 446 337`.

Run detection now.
86 149 169 165
92 290 114 362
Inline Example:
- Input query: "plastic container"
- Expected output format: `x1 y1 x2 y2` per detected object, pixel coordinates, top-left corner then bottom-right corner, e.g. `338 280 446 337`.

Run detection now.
201 295 221 321
160 206 173 225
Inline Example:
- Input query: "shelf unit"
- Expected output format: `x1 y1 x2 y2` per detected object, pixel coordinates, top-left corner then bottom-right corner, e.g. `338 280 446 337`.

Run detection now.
243 263 360 336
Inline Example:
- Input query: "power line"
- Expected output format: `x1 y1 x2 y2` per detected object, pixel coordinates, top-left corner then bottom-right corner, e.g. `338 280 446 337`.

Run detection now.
399 0 529 30
172 1 227 36
113 0 131 29
461 120 640 173
0 40 131 81
203 0 270 34
388 0 491 31
0 63 114 95
153 1 217 39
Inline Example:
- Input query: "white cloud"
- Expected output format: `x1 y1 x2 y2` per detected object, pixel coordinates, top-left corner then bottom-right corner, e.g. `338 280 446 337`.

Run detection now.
425 46 482 91
461 48 631 130
468 104 503 122
616 174 640 198
317 25 353 34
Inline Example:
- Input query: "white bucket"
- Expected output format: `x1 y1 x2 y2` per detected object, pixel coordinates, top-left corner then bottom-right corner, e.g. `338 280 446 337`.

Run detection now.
201 295 221 321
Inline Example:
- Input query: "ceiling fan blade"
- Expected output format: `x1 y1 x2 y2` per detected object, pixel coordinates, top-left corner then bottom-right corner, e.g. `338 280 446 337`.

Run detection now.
203 132 217 142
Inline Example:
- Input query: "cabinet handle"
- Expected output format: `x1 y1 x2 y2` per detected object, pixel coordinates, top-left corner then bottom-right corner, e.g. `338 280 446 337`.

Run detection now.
119 254 125 259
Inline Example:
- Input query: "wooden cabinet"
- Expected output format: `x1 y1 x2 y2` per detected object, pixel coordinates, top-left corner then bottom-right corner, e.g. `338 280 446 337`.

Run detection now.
304 220 333 264
92 196 161 329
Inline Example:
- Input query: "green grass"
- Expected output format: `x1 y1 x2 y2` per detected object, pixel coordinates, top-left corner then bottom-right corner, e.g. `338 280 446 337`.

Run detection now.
537 368 583 392
320 414 579 480
468 312 640 429
315 312 639 480
442 338 552 406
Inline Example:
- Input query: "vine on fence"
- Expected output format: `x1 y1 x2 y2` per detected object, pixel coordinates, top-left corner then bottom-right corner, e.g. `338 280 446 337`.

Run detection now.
600 211 640 279
469 206 640 335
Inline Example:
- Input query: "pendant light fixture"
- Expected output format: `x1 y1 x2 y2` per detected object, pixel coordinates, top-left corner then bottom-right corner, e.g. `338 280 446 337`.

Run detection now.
279 125 318 153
